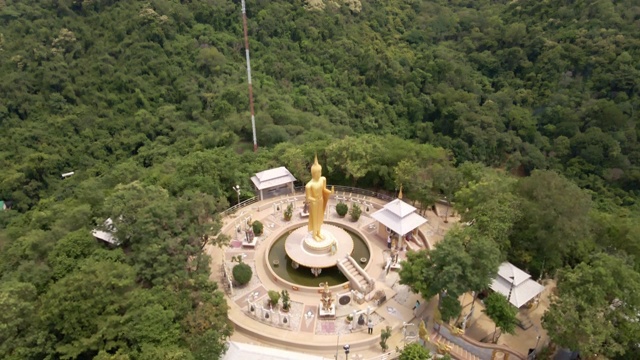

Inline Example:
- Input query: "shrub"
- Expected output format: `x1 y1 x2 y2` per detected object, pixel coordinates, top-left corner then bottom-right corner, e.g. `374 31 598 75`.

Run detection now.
252 220 264 236
232 263 252 286
281 289 291 311
268 290 281 307
284 203 293 221
336 202 348 217
350 203 362 221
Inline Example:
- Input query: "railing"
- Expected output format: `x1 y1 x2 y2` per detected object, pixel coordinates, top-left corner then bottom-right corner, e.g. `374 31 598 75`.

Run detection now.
220 197 259 217
219 185 397 218
294 185 397 202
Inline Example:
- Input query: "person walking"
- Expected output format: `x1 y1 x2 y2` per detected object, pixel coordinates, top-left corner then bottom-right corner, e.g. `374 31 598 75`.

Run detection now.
413 300 420 310
368 319 373 335
387 235 392 249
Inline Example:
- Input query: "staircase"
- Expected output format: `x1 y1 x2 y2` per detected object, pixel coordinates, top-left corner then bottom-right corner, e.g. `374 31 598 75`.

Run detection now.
337 256 374 294
516 313 534 330
432 333 483 360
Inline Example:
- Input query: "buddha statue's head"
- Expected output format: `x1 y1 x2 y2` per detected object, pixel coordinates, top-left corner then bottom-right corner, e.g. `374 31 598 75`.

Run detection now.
311 154 322 180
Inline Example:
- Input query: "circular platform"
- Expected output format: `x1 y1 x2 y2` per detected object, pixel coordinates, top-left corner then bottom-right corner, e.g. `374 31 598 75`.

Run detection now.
284 224 354 268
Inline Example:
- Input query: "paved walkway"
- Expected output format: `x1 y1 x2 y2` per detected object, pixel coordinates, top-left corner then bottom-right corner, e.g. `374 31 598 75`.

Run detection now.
206 193 451 359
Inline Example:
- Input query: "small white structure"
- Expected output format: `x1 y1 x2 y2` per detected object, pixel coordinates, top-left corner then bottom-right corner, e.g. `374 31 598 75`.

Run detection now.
61 171 75 179
490 262 544 308
251 167 297 200
91 218 121 246
222 341 330 360
370 192 427 250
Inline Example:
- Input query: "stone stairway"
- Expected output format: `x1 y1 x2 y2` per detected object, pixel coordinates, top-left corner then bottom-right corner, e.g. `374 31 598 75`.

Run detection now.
337 257 371 293
432 333 483 360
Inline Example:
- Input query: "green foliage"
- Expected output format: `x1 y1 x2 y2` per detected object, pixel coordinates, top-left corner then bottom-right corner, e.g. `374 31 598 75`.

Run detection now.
483 292 518 343
252 220 264 236
542 253 640 359
284 203 293 221
268 290 281 307
399 343 432 360
510 170 594 276
0 0 639 355
400 227 502 301
281 290 291 311
439 294 462 324
380 325 392 352
336 202 348 217
232 263 252 286
349 203 362 221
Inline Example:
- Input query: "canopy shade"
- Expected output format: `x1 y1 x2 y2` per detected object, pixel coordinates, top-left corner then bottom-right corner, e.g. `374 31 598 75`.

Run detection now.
370 198 427 236
250 166 297 191
490 262 544 308
222 341 329 360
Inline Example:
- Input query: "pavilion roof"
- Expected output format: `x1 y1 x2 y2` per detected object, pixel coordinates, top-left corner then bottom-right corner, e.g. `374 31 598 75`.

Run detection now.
250 167 297 190
370 199 427 236
490 262 544 308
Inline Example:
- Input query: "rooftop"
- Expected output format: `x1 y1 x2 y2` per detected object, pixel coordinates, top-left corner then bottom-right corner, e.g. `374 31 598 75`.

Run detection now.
251 166 297 190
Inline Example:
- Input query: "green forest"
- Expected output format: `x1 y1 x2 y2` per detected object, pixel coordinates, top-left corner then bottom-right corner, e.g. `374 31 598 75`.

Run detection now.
0 0 639 359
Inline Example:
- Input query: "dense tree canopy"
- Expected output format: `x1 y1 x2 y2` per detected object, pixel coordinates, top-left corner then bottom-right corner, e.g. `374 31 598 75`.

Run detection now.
0 0 639 358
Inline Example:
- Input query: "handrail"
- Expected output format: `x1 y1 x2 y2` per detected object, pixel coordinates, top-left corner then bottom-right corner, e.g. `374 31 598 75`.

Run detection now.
219 185 397 218
220 197 259 217
439 323 527 360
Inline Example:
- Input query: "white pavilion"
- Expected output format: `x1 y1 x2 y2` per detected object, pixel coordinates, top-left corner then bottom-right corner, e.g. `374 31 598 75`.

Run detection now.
370 189 428 250
490 262 544 308
250 166 297 200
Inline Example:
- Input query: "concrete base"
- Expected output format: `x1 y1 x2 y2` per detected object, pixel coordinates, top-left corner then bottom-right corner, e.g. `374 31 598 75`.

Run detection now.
284 224 354 268
318 303 336 319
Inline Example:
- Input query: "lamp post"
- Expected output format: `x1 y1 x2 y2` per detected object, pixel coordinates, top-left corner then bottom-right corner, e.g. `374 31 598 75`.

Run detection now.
343 344 350 360
233 185 241 205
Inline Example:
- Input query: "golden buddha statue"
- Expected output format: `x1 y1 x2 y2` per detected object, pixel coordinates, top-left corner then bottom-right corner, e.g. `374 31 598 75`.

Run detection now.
305 155 334 241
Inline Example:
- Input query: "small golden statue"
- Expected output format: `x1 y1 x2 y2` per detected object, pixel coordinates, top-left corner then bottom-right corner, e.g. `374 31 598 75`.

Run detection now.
305 154 334 241
320 282 334 311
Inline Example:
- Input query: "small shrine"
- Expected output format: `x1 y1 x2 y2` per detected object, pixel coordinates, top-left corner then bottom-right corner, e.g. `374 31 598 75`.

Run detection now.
318 282 336 319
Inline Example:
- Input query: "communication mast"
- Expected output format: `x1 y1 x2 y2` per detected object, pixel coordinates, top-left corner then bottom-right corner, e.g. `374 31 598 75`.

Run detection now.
240 0 258 152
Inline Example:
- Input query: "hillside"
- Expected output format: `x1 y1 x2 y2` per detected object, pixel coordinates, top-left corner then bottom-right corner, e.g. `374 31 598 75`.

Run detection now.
0 0 639 359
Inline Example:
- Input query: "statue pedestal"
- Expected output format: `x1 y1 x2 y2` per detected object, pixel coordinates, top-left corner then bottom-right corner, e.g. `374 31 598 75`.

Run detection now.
303 231 337 253
318 303 336 319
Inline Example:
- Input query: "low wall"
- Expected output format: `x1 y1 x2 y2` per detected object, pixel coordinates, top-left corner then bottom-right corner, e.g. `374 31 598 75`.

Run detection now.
261 220 373 295
440 324 527 360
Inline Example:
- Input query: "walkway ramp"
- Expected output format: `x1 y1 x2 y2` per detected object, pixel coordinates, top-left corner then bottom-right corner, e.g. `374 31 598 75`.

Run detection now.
432 332 483 360
337 256 375 294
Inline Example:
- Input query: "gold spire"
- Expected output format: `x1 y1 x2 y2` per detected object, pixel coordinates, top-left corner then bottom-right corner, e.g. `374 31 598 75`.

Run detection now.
398 185 403 199
311 153 322 173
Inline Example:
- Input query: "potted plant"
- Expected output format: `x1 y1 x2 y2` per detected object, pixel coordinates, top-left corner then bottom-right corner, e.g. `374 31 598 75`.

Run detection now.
346 314 353 323
350 203 362 222
268 290 281 308
281 290 291 312
252 220 264 236
284 203 293 221
336 202 348 217
380 325 392 352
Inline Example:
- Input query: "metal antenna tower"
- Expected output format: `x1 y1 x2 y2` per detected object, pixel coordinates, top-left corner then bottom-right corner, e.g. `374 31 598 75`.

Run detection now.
240 0 258 152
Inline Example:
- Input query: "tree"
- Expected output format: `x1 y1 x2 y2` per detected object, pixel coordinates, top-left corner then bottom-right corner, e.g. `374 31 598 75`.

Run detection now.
431 164 463 222
483 292 517 343
511 170 595 276
399 227 502 303
454 170 520 251
399 343 432 360
0 281 49 360
543 253 640 359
